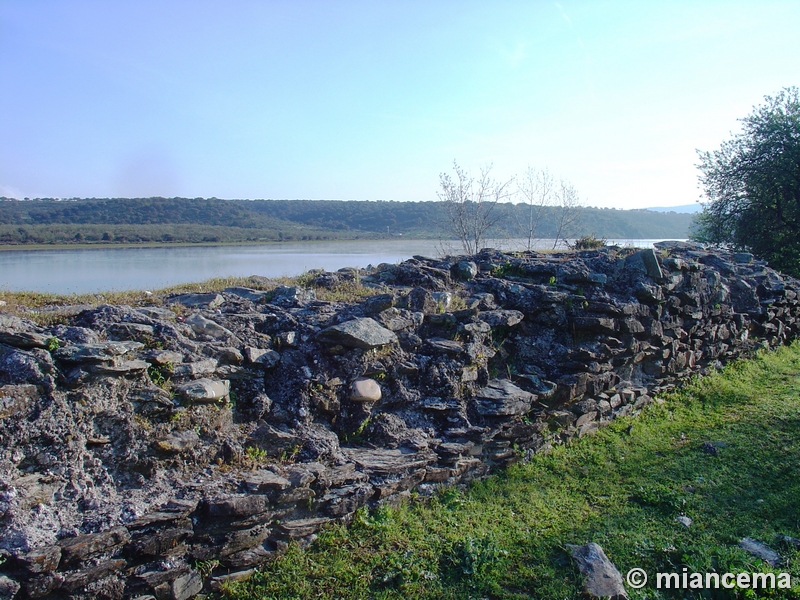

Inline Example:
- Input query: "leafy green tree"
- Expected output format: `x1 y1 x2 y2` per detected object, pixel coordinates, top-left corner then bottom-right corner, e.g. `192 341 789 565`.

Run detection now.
692 87 800 277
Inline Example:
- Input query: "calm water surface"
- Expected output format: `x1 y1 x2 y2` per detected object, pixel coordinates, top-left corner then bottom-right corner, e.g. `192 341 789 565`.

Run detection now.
1 238 668 294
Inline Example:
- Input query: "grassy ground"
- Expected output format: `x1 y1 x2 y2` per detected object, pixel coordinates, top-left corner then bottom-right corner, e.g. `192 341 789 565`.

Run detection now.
0 272 379 325
224 343 800 599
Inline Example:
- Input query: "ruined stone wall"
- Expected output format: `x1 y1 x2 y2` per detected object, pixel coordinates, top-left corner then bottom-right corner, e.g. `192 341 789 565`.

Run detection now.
0 241 798 599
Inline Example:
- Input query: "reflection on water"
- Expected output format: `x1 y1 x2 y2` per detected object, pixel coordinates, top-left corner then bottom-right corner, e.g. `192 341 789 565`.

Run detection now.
0 238 671 294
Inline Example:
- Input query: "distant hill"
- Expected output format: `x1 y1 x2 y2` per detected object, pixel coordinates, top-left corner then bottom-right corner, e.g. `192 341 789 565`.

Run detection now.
645 203 702 214
0 197 695 246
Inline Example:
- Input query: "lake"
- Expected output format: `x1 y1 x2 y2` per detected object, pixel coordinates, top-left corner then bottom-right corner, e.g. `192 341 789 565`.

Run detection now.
0 238 670 294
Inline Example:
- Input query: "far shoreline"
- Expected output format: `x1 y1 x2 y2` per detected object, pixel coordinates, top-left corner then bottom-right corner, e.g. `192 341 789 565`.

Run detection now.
0 235 421 252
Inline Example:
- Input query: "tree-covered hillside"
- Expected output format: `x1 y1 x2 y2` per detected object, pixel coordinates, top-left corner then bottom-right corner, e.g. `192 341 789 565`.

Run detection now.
0 197 694 246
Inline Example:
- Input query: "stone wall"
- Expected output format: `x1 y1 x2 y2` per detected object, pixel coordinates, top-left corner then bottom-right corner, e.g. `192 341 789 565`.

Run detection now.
0 242 798 599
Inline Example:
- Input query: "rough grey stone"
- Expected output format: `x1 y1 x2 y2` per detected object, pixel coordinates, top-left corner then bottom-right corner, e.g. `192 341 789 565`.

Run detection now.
473 380 535 416
275 517 332 539
154 430 201 454
175 378 230 403
90 359 149 374
0 575 20 599
0 330 50 349
626 248 663 280
567 542 628 599
58 526 131 565
270 285 316 306
343 448 435 476
453 260 478 280
209 569 256 592
171 358 218 377
318 318 397 349
0 384 39 419
739 537 781 566
185 314 234 339
406 287 438 313
224 286 271 303
241 471 291 495
376 308 416 332
244 347 280 368
171 292 224 309
425 338 464 354
144 350 184 365
53 341 143 363
171 570 203 600
14 544 61 573
107 322 155 340
478 310 524 327
206 494 272 519
138 306 177 321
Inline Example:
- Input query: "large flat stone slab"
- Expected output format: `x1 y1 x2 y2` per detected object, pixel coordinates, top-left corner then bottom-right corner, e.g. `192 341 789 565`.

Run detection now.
318 318 397 349
53 341 143 363
342 448 435 476
0 330 50 349
473 380 535 416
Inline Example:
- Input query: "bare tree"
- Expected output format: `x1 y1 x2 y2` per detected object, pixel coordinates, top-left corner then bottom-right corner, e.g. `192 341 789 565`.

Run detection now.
551 179 582 249
517 166 555 251
437 161 514 255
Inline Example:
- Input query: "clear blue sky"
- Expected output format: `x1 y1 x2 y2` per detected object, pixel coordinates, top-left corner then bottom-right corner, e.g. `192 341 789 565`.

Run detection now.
1 1 798 208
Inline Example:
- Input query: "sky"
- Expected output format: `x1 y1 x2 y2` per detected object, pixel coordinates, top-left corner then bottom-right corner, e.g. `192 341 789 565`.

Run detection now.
0 1 798 209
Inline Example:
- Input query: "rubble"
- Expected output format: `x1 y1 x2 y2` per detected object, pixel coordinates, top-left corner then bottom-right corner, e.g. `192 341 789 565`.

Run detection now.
0 243 798 597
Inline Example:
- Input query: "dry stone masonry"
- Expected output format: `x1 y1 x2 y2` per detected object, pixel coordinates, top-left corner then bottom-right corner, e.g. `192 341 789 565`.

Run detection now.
0 242 798 598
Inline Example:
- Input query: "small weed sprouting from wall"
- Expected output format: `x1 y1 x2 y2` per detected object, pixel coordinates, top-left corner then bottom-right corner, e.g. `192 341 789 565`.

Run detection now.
569 234 607 250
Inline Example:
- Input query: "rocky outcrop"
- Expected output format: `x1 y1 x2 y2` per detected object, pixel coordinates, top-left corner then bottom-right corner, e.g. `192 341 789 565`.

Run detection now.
0 243 798 598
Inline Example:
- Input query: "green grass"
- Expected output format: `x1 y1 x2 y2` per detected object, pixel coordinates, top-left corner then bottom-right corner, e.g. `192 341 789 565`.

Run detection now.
225 343 800 599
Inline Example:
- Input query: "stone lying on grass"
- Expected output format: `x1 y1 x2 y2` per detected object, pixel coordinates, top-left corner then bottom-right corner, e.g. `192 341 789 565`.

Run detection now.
567 542 628 599
739 537 781 566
